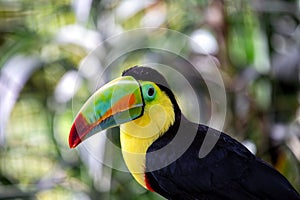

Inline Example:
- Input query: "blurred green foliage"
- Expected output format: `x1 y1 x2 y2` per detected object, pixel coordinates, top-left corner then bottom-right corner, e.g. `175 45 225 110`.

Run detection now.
0 0 299 199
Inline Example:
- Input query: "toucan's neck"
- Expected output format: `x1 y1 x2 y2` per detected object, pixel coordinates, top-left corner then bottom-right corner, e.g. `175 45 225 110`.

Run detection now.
158 84 182 122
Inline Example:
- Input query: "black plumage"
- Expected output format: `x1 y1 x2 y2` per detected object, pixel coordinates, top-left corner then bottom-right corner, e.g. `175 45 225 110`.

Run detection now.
146 118 300 200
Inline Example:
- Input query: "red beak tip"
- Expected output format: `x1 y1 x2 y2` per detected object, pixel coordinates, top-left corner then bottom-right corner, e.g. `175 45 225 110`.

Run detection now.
69 123 82 149
69 133 82 149
68 113 91 148
69 139 76 148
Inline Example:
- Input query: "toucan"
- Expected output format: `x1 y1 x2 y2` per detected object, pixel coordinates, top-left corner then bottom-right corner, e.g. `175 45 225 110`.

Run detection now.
69 66 300 200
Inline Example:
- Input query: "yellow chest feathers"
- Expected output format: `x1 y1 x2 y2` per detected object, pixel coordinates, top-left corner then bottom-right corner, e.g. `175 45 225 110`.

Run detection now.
119 88 175 189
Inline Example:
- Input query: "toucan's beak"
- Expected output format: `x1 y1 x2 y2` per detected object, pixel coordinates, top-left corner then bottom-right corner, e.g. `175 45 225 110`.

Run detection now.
69 76 144 148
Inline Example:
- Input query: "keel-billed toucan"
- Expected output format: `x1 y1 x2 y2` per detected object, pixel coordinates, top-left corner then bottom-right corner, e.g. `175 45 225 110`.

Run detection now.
69 66 300 200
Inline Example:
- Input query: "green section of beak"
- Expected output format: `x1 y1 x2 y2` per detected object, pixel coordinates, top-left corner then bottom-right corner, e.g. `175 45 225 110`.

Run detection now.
69 76 144 148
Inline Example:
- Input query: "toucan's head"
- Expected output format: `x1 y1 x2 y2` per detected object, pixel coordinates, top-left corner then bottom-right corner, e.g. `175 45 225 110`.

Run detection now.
69 66 179 148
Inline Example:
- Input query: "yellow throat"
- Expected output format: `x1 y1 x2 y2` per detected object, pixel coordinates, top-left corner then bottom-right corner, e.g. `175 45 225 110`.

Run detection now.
120 84 175 189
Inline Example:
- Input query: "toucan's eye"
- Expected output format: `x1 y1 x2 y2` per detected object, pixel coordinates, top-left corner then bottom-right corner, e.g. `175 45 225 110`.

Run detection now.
142 84 156 101
148 87 155 97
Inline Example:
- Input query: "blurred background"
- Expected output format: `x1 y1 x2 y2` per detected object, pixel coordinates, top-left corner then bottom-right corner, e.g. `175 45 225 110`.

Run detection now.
0 0 300 199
